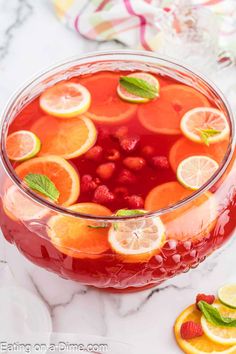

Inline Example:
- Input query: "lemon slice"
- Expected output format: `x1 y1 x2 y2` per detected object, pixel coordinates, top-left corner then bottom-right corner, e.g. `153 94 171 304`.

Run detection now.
6 130 41 161
177 155 219 190
218 284 236 309
201 303 236 346
117 72 159 103
108 216 165 263
40 81 91 118
181 107 230 145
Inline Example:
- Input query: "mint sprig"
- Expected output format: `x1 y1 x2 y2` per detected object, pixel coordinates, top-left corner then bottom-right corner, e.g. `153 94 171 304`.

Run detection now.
198 128 220 146
24 173 60 202
198 301 236 327
119 76 158 99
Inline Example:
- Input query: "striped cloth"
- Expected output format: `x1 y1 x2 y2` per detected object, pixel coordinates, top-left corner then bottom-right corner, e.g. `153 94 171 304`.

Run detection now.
53 0 236 55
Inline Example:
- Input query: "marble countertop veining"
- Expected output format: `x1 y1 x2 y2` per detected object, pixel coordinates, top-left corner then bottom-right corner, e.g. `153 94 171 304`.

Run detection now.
1 1 236 353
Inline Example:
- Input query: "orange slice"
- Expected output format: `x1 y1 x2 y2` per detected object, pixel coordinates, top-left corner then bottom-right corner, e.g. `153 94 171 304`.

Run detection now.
169 137 228 172
138 84 210 135
80 72 137 124
177 156 219 190
6 130 41 161
39 81 91 118
174 304 236 354
144 181 217 242
30 115 97 159
3 185 48 222
15 156 80 206
181 107 230 144
108 217 165 263
47 203 112 259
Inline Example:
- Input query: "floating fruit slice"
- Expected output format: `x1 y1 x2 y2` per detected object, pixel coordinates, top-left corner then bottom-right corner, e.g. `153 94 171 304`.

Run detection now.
117 72 160 103
6 130 41 161
175 304 236 354
31 115 97 159
108 216 165 263
15 156 80 206
3 185 48 222
169 137 228 172
138 84 210 135
177 156 219 190
218 284 236 309
181 107 230 145
145 181 217 242
80 72 137 124
39 81 91 118
201 303 236 346
47 203 112 259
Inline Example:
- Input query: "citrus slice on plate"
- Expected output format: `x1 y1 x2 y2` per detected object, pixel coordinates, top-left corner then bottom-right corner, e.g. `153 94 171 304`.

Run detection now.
175 304 236 354
117 72 159 103
80 72 137 124
138 84 210 135
108 216 165 263
15 155 80 206
3 185 48 222
39 81 91 118
31 115 97 159
201 303 236 346
169 137 228 172
47 203 112 259
177 156 219 190
145 181 217 242
181 107 230 144
218 284 236 309
6 130 41 161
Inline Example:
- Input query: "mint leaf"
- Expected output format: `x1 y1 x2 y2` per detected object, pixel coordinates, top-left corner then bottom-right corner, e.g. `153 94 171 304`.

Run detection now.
88 223 109 229
198 128 220 146
119 76 158 99
115 209 146 217
198 301 236 327
24 173 60 202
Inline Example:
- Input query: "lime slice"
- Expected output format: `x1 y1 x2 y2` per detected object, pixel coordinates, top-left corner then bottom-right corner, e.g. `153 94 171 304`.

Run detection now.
180 107 230 145
40 81 91 118
177 155 219 190
117 72 160 103
218 284 236 309
6 130 41 161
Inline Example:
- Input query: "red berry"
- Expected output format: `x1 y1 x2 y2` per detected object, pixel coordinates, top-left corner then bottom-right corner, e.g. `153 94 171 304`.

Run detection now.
120 135 140 152
99 127 110 140
113 126 128 139
196 294 215 309
96 162 115 180
114 187 129 198
123 157 146 171
85 145 103 161
180 321 203 340
106 149 120 161
125 195 144 209
141 145 155 158
93 185 114 204
117 169 136 184
152 156 170 169
81 175 97 193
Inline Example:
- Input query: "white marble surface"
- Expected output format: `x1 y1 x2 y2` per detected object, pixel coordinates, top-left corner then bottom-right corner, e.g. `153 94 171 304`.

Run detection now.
1 1 236 353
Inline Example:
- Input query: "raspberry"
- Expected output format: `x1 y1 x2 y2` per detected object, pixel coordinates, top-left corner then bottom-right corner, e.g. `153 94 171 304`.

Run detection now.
117 169 136 184
120 135 140 152
152 156 170 169
98 127 110 140
81 175 97 193
114 187 129 198
141 145 155 158
93 185 114 204
96 162 115 180
123 157 146 171
125 195 144 209
180 321 203 340
106 149 120 161
113 126 128 140
196 294 215 309
85 145 103 161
